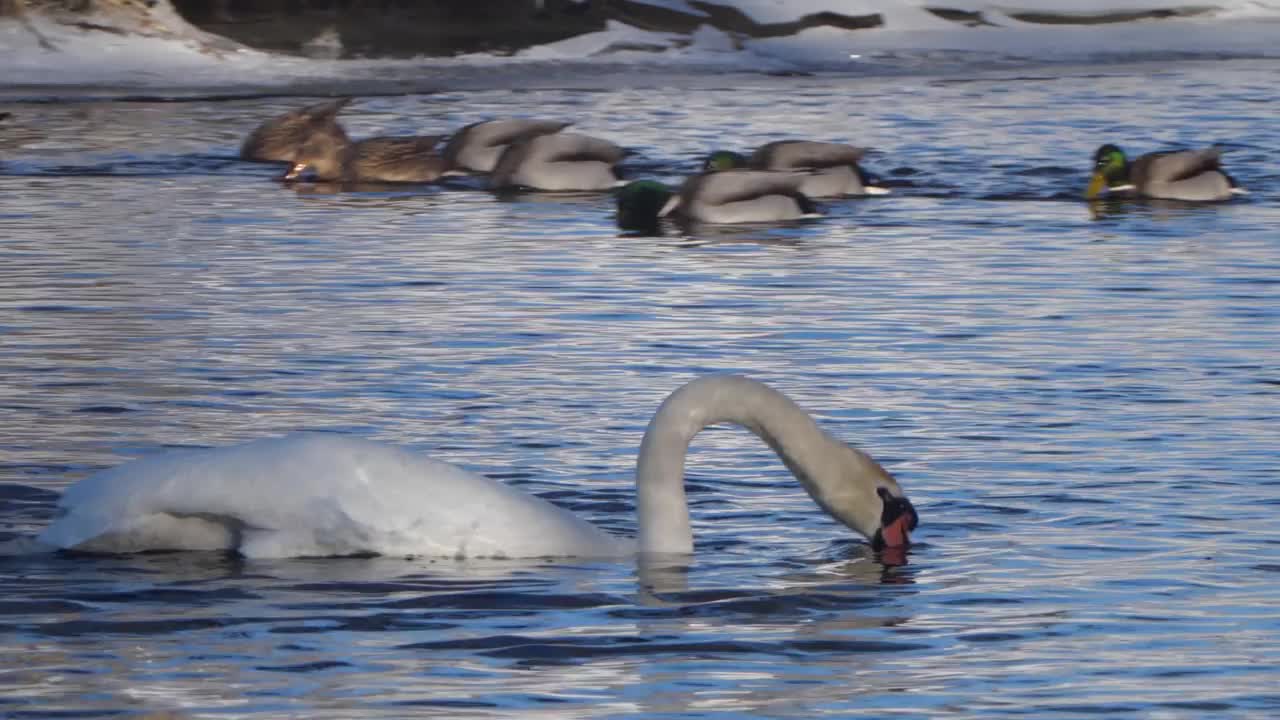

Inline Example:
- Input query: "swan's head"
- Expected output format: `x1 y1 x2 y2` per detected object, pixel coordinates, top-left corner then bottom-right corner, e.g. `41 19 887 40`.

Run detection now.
817 446 918 550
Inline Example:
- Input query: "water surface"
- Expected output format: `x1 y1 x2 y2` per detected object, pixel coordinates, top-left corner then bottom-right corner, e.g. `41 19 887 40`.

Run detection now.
1 60 1278 718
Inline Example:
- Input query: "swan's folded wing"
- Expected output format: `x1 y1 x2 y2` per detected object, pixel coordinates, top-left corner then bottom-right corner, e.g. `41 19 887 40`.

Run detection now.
753 141 866 170
37 436 420 553
38 434 626 559
1137 148 1222 184
690 170 809 205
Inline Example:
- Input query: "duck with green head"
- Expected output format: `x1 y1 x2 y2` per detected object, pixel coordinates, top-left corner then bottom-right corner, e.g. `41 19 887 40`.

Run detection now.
1086 144 1244 202
705 141 889 198
616 170 815 231
616 180 674 234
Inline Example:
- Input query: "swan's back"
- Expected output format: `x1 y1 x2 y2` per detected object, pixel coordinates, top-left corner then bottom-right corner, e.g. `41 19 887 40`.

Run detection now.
40 434 628 559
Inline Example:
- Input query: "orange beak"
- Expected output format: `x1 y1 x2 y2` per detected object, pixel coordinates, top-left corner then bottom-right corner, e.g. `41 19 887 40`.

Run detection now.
874 487 917 550
879 512 913 548
283 162 307 181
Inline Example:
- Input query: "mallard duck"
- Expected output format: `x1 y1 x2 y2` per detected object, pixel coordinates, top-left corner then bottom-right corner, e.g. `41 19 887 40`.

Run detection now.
440 118 572 174
240 98 352 163
705 140 889 197
617 170 815 230
489 132 626 191
283 129 446 183
615 181 676 234
1086 144 1245 202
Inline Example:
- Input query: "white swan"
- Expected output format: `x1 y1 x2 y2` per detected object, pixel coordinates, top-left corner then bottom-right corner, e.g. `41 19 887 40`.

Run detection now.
37 375 918 559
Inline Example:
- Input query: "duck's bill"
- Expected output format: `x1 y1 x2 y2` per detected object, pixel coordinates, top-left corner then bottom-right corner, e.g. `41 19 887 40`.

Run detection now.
878 512 913 548
282 163 307 181
1085 172 1107 199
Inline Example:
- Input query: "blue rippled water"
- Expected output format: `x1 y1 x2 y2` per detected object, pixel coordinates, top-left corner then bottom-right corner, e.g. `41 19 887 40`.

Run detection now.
0 59 1278 718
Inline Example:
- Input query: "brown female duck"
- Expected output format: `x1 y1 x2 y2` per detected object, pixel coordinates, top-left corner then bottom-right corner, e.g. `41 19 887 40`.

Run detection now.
284 129 447 183
240 98 352 163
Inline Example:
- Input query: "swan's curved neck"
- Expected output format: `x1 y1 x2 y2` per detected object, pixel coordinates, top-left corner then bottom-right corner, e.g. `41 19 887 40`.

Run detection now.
635 375 844 554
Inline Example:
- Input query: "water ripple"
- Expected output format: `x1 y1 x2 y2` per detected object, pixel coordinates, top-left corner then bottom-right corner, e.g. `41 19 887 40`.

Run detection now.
0 61 1277 718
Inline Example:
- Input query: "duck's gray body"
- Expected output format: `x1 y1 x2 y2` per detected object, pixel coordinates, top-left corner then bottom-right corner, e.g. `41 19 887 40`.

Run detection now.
752 141 878 198
240 98 352 163
665 170 813 224
798 165 869 198
1130 148 1237 201
441 119 572 174
490 132 625 191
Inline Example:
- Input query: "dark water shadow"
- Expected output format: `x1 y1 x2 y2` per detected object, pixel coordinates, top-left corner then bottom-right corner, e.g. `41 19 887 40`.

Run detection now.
489 188 614 205
674 216 827 246
1086 196 1244 222
615 215 826 245
283 179 448 199
0 152 266 178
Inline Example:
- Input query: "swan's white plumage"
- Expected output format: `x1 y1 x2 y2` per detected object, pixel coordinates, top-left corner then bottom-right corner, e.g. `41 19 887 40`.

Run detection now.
35 376 913 560
39 434 630 559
